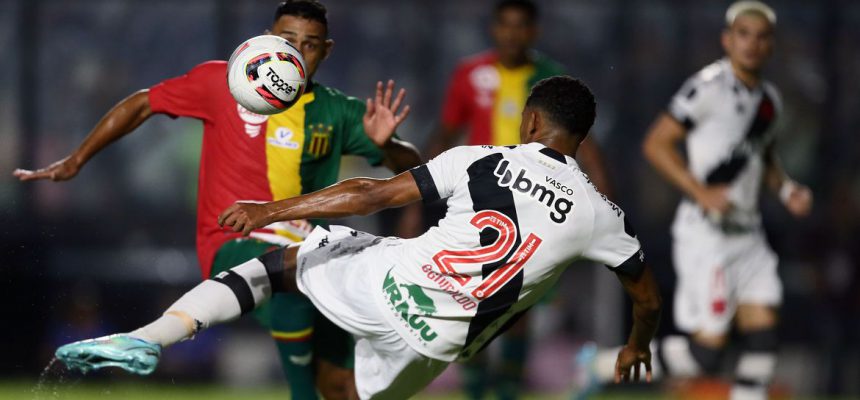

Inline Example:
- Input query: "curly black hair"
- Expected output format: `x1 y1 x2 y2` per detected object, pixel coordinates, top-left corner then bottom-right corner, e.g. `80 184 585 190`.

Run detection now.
494 0 538 23
274 0 328 30
525 76 596 137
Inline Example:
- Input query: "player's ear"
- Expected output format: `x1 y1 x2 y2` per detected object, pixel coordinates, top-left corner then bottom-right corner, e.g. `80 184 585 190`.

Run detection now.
524 110 539 141
721 28 731 53
323 39 334 60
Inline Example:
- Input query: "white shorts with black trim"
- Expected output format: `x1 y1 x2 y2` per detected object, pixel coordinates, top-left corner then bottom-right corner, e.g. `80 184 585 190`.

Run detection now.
296 225 448 400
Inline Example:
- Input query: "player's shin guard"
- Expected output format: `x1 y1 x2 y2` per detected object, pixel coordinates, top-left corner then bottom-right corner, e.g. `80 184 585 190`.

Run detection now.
133 253 282 347
688 339 723 375
730 329 777 400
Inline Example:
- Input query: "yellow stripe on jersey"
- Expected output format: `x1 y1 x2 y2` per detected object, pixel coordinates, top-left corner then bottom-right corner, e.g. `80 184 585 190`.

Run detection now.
492 63 534 146
265 92 316 201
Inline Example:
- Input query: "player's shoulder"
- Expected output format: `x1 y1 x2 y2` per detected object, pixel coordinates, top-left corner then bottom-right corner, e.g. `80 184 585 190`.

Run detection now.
189 60 228 76
573 169 625 220
306 82 362 108
531 51 565 76
673 59 730 105
433 144 512 167
308 81 342 99
445 144 509 158
454 50 498 73
682 59 731 91
311 82 358 102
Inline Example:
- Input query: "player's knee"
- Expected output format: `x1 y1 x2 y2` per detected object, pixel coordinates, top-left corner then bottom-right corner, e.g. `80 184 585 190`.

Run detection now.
740 327 778 353
689 339 723 375
257 245 299 293
315 361 354 400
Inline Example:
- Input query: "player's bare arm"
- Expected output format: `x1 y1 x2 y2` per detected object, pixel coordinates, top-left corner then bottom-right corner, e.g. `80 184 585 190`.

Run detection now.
13 90 153 181
219 171 421 235
642 112 731 214
763 143 812 217
613 263 661 384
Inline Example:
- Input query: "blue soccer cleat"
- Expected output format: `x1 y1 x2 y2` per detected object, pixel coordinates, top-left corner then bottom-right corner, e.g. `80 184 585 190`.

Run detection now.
55 334 161 375
570 341 601 400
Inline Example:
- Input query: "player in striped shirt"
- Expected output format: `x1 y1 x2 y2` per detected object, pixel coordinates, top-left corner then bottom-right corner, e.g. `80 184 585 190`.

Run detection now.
14 1 420 399
642 2 811 399
426 1 613 398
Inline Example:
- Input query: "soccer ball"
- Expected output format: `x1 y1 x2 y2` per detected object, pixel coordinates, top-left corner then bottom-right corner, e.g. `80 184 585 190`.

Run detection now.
227 35 307 115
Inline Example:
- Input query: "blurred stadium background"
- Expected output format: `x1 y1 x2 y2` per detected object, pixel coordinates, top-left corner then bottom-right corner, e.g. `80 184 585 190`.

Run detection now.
1 0 858 398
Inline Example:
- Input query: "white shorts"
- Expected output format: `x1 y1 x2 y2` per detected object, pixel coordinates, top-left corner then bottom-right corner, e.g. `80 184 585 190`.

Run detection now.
295 226 448 400
672 230 782 335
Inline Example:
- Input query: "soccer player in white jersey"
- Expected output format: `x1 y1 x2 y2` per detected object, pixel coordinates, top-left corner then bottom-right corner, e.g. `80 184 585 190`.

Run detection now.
642 1 812 399
54 76 661 399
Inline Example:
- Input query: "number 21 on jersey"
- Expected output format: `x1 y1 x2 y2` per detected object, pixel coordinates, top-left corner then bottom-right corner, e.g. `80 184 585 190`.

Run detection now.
432 210 542 300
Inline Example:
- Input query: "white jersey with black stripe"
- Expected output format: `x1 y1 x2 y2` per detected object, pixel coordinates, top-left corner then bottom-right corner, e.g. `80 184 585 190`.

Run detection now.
667 58 782 234
371 142 642 362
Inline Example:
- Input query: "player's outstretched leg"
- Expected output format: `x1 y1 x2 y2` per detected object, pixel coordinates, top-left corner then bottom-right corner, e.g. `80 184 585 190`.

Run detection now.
56 246 297 375
56 334 161 375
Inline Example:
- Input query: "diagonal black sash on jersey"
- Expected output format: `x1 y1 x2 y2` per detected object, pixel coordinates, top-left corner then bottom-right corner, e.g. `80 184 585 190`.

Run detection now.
462 153 525 353
704 91 775 185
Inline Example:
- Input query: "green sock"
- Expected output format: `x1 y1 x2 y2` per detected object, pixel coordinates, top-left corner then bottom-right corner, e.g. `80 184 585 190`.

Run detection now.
497 335 528 400
270 292 318 400
462 352 489 400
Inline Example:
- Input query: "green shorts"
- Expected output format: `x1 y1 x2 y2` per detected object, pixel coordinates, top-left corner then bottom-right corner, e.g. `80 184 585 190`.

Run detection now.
211 237 354 368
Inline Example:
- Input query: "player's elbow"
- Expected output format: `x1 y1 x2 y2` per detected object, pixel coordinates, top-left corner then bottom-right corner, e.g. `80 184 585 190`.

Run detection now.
641 131 662 165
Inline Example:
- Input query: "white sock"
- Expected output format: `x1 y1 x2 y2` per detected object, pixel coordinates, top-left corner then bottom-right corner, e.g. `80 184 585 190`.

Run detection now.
131 313 195 347
660 335 702 378
730 352 775 400
130 258 274 347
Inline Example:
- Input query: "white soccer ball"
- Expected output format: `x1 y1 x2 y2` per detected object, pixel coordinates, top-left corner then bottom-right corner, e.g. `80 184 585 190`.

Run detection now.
227 35 307 115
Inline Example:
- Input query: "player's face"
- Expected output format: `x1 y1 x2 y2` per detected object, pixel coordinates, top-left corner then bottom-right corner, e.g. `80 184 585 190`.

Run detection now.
722 13 773 74
269 15 333 79
491 8 537 64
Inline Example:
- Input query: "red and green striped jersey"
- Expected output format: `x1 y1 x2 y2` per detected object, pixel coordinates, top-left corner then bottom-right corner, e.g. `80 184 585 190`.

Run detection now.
148 61 385 277
441 51 564 146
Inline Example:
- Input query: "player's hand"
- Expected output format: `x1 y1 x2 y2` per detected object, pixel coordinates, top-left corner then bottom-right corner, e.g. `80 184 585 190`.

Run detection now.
693 185 732 216
614 345 652 384
13 156 81 182
783 183 812 218
363 80 411 147
218 202 272 236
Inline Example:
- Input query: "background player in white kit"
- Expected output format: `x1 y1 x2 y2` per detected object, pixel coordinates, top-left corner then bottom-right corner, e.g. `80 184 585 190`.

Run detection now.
642 1 812 399
53 76 662 399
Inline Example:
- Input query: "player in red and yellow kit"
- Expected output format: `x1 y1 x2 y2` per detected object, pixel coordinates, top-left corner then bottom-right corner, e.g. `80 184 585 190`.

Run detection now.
14 1 420 399
427 0 611 196
425 1 613 399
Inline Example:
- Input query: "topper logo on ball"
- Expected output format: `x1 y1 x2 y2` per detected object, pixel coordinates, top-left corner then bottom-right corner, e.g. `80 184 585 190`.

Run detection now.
266 68 294 94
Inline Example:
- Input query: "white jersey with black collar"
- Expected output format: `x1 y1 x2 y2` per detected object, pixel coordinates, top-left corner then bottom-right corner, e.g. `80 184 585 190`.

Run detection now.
371 142 643 362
